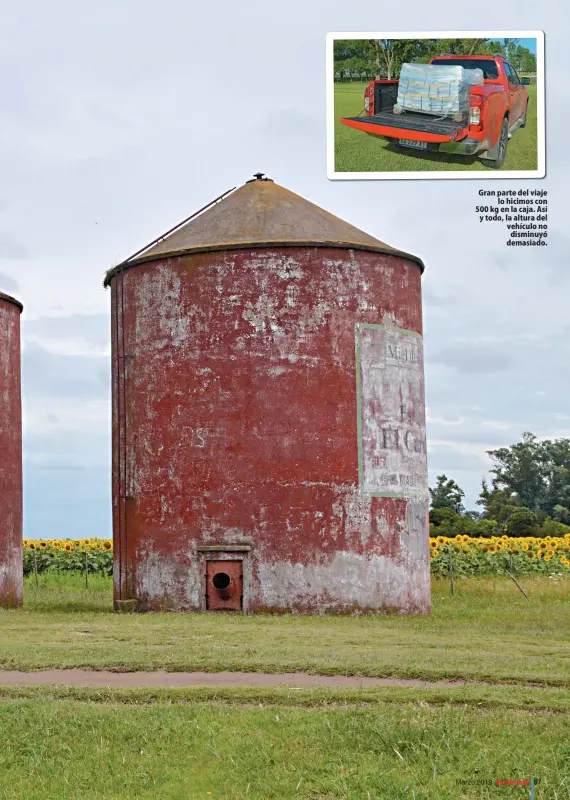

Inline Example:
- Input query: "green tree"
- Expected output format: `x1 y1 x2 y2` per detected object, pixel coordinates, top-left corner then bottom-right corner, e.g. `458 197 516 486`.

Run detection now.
366 39 434 79
537 516 570 538
333 39 369 63
428 506 480 538
333 37 538 84
477 480 524 520
333 40 373 81
503 37 520 61
429 506 460 528
486 433 570 519
553 504 570 525
487 433 545 511
505 509 539 537
432 38 489 56
472 518 499 539
429 474 465 514
511 44 536 73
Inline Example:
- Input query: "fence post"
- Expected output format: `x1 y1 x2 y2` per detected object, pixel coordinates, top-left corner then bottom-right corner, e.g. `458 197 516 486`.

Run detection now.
505 570 530 601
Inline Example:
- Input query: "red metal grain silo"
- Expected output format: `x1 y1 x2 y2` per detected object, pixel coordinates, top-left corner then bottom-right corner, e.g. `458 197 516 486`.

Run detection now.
105 174 429 614
0 290 23 608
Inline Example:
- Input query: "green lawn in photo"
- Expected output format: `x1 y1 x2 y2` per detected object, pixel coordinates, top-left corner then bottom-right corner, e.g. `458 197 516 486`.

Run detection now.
1 574 569 798
0 692 568 799
333 82 539 173
1 574 568 686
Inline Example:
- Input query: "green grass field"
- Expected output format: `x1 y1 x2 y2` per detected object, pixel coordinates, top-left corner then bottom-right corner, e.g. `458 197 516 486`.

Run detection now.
1 693 568 799
2 574 569 685
333 82 539 173
1 574 568 798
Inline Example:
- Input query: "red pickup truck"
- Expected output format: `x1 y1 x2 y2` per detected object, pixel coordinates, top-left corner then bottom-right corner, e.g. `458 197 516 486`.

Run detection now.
341 55 530 169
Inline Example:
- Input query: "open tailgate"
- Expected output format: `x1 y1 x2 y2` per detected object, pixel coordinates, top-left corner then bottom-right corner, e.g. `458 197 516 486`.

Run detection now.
342 110 468 143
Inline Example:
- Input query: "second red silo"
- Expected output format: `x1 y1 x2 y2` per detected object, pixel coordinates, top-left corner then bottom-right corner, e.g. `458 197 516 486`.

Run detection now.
0 290 23 608
105 174 430 614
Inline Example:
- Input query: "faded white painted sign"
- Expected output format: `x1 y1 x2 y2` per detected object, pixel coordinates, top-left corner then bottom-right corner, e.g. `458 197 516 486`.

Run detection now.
405 498 430 560
356 323 428 498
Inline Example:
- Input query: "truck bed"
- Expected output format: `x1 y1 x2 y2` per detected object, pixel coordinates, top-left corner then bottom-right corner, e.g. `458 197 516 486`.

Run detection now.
344 110 466 138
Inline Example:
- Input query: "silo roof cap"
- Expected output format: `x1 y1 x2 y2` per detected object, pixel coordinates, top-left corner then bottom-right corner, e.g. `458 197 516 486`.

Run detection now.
0 290 23 312
105 175 424 284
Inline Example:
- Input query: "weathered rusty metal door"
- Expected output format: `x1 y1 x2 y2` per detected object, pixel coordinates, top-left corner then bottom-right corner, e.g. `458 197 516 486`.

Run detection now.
206 560 243 610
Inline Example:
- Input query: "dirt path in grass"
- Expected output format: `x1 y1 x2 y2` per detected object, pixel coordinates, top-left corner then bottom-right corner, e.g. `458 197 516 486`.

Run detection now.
0 669 530 689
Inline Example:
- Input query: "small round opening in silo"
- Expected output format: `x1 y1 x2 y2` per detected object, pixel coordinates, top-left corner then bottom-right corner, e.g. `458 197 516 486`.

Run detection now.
212 572 231 590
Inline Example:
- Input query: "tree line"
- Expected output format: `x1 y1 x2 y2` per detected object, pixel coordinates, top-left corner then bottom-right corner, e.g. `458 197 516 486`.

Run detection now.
429 432 570 539
334 38 537 82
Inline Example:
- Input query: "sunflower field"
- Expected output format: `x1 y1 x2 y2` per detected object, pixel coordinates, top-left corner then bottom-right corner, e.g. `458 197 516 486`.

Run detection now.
22 534 570 580
23 539 113 577
430 533 570 577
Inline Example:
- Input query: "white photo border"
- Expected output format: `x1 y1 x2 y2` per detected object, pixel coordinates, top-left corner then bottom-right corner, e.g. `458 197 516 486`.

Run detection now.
326 30 546 180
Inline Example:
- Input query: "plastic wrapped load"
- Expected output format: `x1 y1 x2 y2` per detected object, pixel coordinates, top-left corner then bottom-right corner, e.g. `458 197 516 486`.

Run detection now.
394 63 484 120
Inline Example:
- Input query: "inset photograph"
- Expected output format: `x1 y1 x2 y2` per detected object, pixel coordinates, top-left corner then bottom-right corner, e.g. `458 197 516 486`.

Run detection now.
327 31 545 179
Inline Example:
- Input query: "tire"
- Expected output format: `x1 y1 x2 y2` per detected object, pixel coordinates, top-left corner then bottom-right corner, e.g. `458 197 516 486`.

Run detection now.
520 101 528 128
479 118 509 170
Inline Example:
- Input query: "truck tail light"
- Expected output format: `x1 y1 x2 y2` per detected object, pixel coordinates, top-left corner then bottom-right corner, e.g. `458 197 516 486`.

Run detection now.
469 95 483 128
364 95 370 111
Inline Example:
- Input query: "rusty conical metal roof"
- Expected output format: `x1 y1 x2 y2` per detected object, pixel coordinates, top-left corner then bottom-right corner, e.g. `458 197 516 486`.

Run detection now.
0 291 23 312
105 175 424 285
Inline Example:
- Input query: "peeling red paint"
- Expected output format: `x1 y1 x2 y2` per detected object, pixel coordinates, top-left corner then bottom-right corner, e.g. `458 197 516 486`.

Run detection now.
109 243 430 614
0 293 23 608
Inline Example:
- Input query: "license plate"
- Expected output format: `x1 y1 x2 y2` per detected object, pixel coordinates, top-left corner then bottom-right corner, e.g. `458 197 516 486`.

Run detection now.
398 139 428 150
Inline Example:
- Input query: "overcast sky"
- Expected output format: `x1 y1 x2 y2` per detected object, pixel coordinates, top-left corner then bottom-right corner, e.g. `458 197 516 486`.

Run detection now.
1 2 563 539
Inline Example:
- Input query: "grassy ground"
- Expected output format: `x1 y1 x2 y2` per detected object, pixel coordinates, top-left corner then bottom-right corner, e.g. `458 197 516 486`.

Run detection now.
333 82 538 173
2 575 569 798
1 574 569 686
0 692 568 799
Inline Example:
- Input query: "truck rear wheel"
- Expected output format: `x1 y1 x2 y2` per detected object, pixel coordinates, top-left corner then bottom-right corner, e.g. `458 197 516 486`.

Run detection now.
479 118 508 170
